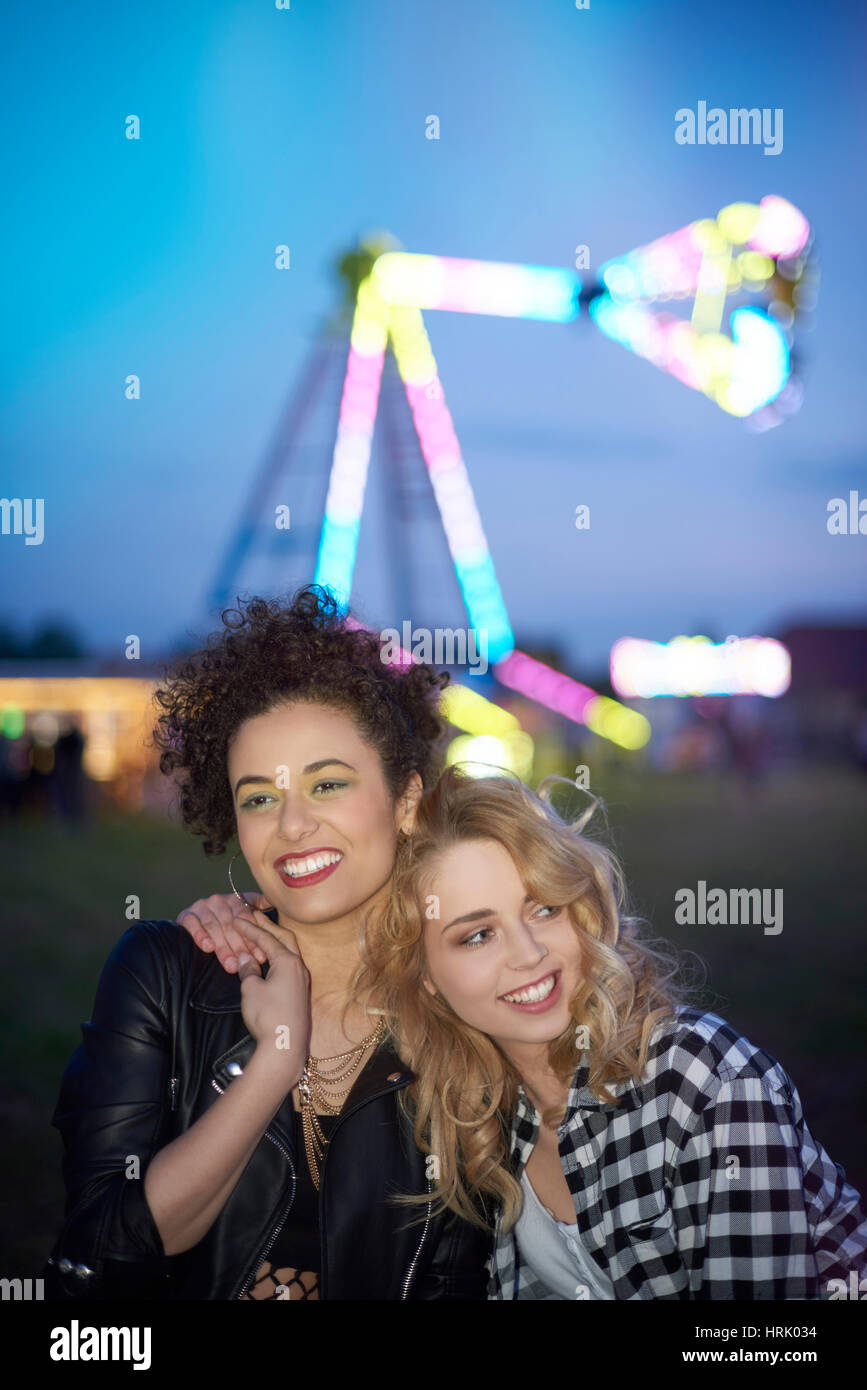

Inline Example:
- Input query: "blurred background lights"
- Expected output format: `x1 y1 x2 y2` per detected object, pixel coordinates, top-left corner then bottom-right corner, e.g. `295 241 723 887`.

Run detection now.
313 202 810 761
1 703 26 739
584 695 652 750
610 636 792 698
749 196 811 259
724 307 790 415
495 648 651 749
440 682 520 737
31 712 60 746
374 253 581 322
445 731 534 780
589 196 810 419
716 201 761 245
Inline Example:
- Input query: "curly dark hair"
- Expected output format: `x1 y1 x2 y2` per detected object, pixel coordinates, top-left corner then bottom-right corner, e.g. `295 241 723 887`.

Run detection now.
152 586 451 855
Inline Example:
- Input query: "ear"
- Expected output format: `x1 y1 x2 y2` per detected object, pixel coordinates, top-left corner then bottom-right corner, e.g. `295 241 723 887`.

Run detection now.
421 973 438 998
396 771 424 835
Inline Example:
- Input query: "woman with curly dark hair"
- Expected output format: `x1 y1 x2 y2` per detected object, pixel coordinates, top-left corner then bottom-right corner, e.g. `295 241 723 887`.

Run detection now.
44 585 492 1301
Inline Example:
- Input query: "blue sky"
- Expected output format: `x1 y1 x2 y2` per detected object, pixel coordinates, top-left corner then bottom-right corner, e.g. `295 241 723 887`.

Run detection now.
2 0 865 672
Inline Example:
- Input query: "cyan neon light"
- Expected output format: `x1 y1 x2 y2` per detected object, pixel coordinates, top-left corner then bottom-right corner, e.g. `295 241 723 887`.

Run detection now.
725 308 789 417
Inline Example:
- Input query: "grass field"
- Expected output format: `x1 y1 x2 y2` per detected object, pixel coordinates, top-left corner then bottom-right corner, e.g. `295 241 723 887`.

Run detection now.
1 763 865 1273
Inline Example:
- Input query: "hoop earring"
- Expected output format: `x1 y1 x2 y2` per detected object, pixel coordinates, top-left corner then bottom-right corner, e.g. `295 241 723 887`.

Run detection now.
227 852 249 906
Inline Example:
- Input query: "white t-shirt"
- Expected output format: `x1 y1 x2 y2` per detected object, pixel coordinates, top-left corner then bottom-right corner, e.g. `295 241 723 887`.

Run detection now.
514 1170 616 1300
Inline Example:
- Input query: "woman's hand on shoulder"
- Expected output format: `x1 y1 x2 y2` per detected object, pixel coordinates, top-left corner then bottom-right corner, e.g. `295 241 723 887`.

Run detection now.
233 912 311 1081
176 891 270 972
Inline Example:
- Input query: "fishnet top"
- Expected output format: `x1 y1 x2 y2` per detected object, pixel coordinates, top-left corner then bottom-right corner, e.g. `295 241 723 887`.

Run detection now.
241 1109 340 1301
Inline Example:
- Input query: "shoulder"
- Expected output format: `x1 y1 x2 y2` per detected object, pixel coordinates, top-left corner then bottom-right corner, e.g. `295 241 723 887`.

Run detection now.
97 918 197 1003
640 1006 795 1108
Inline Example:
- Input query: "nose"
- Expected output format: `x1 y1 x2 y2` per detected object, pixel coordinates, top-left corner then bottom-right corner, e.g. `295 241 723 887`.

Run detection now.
275 788 321 843
504 919 548 973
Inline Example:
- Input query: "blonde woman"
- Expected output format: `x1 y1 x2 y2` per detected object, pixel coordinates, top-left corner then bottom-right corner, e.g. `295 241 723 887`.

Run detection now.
353 764 867 1300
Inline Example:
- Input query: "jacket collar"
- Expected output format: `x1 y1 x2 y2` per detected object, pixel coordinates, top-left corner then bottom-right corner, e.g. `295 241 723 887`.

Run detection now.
210 1033 414 1149
189 951 247 1014
512 1048 651 1174
187 944 414 1107
188 907 279 1014
513 1052 633 1143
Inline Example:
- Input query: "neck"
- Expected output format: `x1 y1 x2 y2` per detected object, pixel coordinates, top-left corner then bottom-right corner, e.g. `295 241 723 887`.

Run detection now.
269 885 388 1048
277 915 362 998
501 1039 572 1121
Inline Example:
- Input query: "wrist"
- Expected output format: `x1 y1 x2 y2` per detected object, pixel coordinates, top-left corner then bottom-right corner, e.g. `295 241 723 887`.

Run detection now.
249 1038 304 1090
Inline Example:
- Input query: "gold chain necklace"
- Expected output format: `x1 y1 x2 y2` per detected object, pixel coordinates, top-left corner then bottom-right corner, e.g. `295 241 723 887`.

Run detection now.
297 1018 387 1190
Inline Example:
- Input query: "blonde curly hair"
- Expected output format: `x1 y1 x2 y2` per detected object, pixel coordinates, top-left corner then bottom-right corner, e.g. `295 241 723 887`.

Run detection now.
355 763 694 1233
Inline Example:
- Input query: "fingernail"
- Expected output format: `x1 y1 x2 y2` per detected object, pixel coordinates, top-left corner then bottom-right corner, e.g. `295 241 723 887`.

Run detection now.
236 953 250 967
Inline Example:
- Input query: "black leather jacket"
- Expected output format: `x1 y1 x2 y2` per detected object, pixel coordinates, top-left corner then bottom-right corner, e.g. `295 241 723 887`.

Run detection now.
43 919 492 1300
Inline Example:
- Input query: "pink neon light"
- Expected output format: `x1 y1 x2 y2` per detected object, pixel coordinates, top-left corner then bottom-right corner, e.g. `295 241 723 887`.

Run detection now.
345 616 416 668
406 386 461 458
639 225 705 297
343 380 376 415
494 650 597 723
347 350 385 385
339 348 384 424
418 257 529 315
749 196 810 259
408 389 462 474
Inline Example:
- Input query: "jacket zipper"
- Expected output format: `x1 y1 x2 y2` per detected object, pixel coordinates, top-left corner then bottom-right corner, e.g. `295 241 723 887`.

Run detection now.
169 1076 178 1112
400 1175 434 1300
209 1077 297 1300
316 1075 432 1300
212 1067 424 1298
315 1078 426 1300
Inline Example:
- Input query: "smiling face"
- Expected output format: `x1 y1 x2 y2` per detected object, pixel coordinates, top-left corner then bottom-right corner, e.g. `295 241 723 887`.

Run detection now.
421 838 584 1053
227 700 418 929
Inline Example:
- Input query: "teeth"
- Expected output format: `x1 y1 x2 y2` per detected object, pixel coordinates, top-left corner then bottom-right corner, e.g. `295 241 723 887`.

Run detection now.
503 973 556 1005
281 852 342 878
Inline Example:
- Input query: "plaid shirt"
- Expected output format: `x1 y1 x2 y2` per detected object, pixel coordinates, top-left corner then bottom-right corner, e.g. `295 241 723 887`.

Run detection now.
487 1007 867 1299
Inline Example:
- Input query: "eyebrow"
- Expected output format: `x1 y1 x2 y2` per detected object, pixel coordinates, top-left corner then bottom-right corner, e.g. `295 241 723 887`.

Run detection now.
233 760 357 796
442 894 532 934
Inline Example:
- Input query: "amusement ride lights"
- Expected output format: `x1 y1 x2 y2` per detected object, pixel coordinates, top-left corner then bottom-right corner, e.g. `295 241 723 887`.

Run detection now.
314 199 811 751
